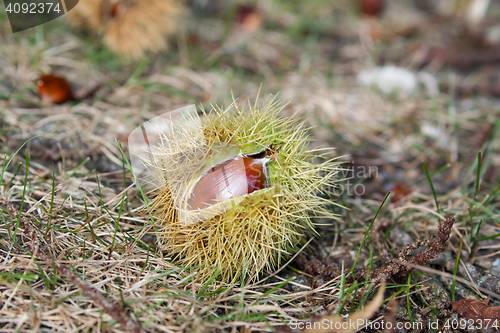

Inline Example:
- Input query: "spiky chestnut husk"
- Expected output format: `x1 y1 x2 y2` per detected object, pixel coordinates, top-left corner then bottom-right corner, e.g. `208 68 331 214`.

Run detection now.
66 0 185 59
146 99 341 284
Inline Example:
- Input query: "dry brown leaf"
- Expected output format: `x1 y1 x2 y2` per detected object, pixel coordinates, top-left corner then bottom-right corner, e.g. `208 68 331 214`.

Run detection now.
452 298 500 325
359 0 385 16
304 282 386 333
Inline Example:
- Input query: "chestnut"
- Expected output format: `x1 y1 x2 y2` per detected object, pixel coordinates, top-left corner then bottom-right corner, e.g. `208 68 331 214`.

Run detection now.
188 155 269 210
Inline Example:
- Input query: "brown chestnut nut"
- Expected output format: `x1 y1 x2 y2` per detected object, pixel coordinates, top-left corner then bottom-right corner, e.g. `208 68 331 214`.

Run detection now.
188 155 268 210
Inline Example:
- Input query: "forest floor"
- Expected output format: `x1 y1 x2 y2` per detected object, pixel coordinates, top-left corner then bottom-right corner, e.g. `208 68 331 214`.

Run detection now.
1 0 500 332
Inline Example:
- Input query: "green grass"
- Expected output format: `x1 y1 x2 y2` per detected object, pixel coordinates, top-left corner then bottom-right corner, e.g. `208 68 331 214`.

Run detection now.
350 192 391 275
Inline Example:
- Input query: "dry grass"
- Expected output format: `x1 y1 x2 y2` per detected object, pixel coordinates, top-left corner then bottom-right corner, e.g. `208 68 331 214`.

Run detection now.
2 0 500 331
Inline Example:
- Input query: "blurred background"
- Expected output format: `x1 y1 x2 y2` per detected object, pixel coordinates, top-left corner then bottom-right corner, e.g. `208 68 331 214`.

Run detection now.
2 0 500 330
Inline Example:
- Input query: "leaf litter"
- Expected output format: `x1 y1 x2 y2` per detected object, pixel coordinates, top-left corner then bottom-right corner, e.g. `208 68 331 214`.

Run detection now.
2 0 500 331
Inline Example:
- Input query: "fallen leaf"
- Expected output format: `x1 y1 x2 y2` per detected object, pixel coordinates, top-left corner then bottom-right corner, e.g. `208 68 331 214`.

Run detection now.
37 74 73 105
359 0 384 16
235 5 263 33
387 183 413 202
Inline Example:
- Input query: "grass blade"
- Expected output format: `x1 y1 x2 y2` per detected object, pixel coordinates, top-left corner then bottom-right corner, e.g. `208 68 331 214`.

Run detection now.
422 161 440 214
351 192 390 275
